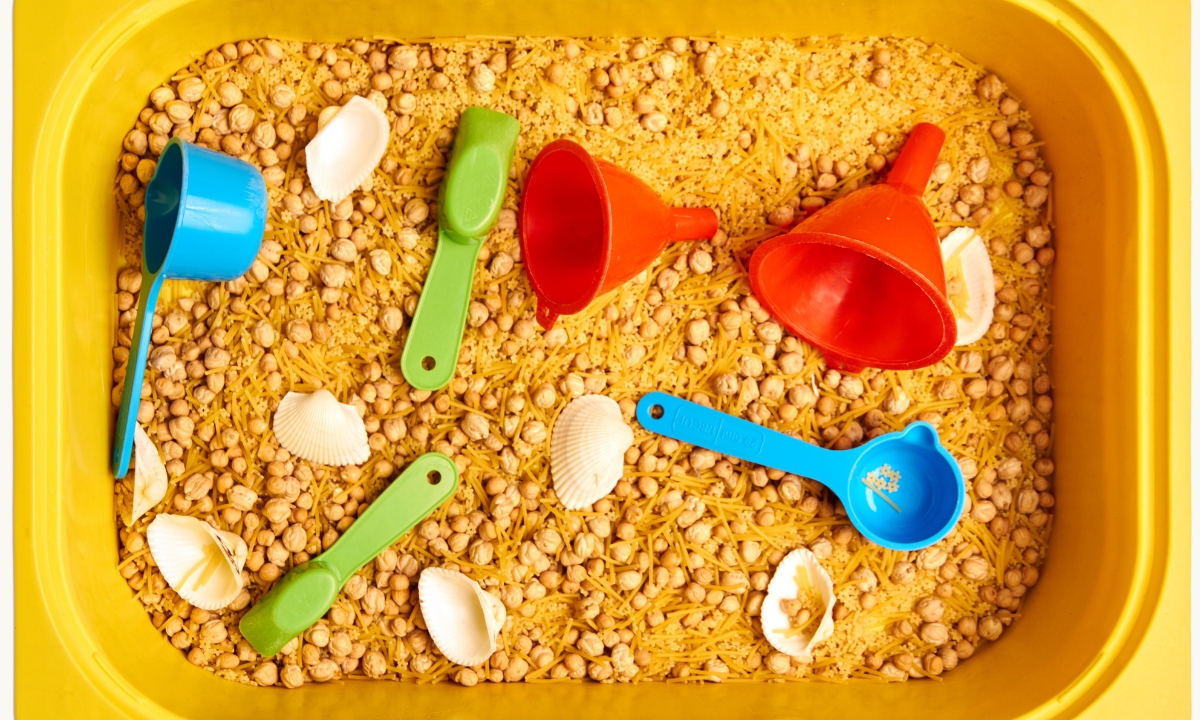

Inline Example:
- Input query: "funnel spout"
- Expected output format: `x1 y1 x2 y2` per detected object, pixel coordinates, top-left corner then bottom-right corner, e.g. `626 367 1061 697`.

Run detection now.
669 207 719 242
885 123 946 196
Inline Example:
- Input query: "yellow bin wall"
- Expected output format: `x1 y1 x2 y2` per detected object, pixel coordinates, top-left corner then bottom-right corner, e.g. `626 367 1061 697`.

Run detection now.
13 0 1187 717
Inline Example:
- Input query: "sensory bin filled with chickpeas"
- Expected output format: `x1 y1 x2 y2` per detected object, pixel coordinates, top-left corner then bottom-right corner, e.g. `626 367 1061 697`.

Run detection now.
111 35 1057 688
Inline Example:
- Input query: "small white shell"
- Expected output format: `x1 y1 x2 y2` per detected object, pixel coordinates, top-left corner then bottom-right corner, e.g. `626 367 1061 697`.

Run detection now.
940 227 995 346
762 548 836 661
305 95 390 202
129 423 168 525
419 568 507 666
146 514 248 611
550 395 635 510
273 389 369 466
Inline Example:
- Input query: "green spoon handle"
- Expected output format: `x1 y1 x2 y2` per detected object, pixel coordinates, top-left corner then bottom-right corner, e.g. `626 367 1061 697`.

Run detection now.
400 232 481 391
318 453 459 582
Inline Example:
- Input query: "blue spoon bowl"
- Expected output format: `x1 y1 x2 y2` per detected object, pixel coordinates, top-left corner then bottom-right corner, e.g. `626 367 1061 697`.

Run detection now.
636 392 964 550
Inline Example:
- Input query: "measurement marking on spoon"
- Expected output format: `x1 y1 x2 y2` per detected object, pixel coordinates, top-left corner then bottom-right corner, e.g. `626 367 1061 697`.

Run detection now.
670 406 764 454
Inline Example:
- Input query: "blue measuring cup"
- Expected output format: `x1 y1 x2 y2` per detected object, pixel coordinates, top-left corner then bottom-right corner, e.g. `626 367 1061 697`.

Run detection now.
636 392 964 550
111 138 268 477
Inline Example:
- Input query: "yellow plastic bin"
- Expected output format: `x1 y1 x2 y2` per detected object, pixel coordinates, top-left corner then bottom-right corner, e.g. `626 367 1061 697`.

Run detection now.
13 0 1189 717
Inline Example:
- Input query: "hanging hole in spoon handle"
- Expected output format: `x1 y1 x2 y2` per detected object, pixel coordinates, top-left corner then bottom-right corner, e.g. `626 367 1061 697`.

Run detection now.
400 233 480 392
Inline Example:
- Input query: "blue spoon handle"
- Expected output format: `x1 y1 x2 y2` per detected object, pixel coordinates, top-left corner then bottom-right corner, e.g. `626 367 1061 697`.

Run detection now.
111 272 165 478
635 392 857 497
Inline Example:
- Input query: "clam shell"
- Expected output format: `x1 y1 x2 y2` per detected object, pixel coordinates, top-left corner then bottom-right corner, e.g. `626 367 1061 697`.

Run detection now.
550 395 635 510
273 389 369 466
762 548 836 661
305 95 390 203
129 423 168 525
419 568 507 666
940 227 995 346
147 514 248 611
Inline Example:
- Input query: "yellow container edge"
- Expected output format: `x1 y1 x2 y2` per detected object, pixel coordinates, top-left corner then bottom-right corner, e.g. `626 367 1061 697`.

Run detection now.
12 0 1186 717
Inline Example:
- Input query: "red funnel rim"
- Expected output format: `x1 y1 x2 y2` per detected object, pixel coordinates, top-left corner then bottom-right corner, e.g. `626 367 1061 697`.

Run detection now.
750 231 956 370
519 139 612 318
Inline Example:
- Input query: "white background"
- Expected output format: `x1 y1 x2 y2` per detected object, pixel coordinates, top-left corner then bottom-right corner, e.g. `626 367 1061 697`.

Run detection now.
0 3 1191 719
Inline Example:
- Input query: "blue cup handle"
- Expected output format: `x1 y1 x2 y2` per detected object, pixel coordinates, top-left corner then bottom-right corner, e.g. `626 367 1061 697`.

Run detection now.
635 392 858 497
112 272 165 478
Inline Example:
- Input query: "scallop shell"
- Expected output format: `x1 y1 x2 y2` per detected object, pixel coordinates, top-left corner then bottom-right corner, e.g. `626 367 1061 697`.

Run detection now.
550 395 635 510
147 514 248 611
128 423 168 525
273 389 369 466
305 95 390 203
940 227 995 346
762 548 836 661
419 568 507 666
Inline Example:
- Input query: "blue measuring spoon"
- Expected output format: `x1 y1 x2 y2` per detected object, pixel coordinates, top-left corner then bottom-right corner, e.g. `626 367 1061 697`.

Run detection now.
636 392 964 550
111 138 267 478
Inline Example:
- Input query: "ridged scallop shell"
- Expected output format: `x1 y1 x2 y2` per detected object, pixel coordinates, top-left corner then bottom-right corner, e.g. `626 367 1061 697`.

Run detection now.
305 95 389 203
941 227 995 346
550 395 635 510
128 423 168 525
419 568 507 666
762 549 836 661
273 389 369 466
147 514 248 611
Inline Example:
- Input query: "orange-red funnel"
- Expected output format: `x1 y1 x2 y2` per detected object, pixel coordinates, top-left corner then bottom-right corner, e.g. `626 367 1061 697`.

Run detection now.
520 140 719 328
749 123 956 371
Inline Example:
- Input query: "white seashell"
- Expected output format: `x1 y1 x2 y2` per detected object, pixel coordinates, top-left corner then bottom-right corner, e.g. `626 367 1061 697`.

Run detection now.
128 423 168 525
762 548 836 661
305 95 390 203
147 514 248 611
273 389 369 466
550 395 635 510
419 568 507 666
940 227 995 346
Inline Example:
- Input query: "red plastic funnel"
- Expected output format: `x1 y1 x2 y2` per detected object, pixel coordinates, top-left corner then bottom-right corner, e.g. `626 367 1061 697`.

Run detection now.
520 140 718 328
749 123 956 371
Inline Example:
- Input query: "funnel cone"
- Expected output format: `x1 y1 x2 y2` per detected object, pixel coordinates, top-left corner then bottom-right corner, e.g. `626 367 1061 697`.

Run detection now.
749 123 955 371
520 140 719 329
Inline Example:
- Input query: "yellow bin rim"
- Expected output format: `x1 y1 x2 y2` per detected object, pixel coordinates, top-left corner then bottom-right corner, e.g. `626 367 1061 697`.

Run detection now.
13 0 1187 717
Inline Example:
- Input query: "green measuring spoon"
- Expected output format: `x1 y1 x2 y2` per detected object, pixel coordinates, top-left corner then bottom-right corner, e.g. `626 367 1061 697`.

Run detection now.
400 107 521 391
239 453 457 657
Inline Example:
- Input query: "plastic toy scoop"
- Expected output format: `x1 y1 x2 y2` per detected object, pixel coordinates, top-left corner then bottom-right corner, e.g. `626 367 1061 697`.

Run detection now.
401 107 520 391
749 122 956 371
636 392 963 550
519 139 719 329
111 138 267 478
240 453 457 657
